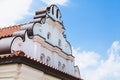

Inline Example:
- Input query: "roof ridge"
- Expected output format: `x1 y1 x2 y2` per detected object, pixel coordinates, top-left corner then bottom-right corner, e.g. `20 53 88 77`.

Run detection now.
0 23 24 29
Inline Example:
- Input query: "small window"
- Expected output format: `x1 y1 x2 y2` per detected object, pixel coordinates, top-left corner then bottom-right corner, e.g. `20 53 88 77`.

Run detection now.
46 56 51 64
52 6 54 15
47 32 51 39
62 64 65 70
58 39 61 46
40 54 45 62
58 61 61 69
75 69 78 75
56 9 59 18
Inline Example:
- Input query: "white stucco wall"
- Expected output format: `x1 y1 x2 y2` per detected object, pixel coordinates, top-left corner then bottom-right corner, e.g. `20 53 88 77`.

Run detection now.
0 64 61 80
33 21 71 55
11 35 80 77
11 5 80 77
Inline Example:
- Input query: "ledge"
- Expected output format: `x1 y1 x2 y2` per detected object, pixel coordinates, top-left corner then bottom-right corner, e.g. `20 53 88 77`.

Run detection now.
0 51 83 80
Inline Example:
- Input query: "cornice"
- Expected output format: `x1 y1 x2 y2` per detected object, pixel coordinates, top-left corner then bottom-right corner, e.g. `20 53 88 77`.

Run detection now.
33 35 74 61
0 51 83 80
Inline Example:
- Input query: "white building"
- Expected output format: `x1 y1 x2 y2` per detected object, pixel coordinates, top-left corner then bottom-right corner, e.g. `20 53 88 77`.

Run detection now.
0 4 83 80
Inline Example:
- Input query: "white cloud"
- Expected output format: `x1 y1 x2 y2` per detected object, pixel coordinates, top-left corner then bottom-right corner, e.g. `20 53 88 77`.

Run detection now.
72 47 100 69
0 0 32 27
40 0 69 6
109 41 120 59
73 41 120 80
0 0 68 27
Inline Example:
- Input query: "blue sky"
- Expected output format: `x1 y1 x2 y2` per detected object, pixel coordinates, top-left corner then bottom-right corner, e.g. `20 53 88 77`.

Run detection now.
61 0 120 54
0 0 120 80
17 0 120 54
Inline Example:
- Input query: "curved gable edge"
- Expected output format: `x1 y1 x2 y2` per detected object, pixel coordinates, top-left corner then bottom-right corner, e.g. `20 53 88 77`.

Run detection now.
0 36 23 54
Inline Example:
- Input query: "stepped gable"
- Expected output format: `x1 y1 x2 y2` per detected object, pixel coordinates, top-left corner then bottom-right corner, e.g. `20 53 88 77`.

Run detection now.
0 4 63 39
0 4 65 55
0 4 82 80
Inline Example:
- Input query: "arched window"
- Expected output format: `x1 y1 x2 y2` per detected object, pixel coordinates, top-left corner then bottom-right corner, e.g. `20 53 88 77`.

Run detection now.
62 64 65 70
74 66 80 77
56 9 59 19
52 6 54 15
58 39 61 46
47 32 51 39
46 56 51 64
74 68 78 76
40 54 45 62
58 61 61 69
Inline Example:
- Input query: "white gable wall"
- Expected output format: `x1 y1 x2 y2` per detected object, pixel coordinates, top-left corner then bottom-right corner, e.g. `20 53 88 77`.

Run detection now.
33 21 71 55
11 5 80 78
11 35 78 76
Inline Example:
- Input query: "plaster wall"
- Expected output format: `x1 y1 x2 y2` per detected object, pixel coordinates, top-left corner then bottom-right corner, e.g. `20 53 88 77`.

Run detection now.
0 64 60 80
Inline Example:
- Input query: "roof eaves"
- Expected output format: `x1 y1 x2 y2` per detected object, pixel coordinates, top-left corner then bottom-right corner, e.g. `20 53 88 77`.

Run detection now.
0 51 83 80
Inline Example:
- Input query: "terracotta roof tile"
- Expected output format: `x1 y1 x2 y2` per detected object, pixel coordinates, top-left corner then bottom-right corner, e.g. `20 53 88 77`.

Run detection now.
0 25 22 38
0 51 25 58
0 51 83 80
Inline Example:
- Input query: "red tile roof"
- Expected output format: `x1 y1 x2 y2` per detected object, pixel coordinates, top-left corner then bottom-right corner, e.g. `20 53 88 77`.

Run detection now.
0 51 66 73
0 25 22 38
0 51 83 80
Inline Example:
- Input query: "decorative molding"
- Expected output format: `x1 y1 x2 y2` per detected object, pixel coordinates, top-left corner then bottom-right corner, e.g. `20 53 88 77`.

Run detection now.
0 52 83 80
33 35 74 61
